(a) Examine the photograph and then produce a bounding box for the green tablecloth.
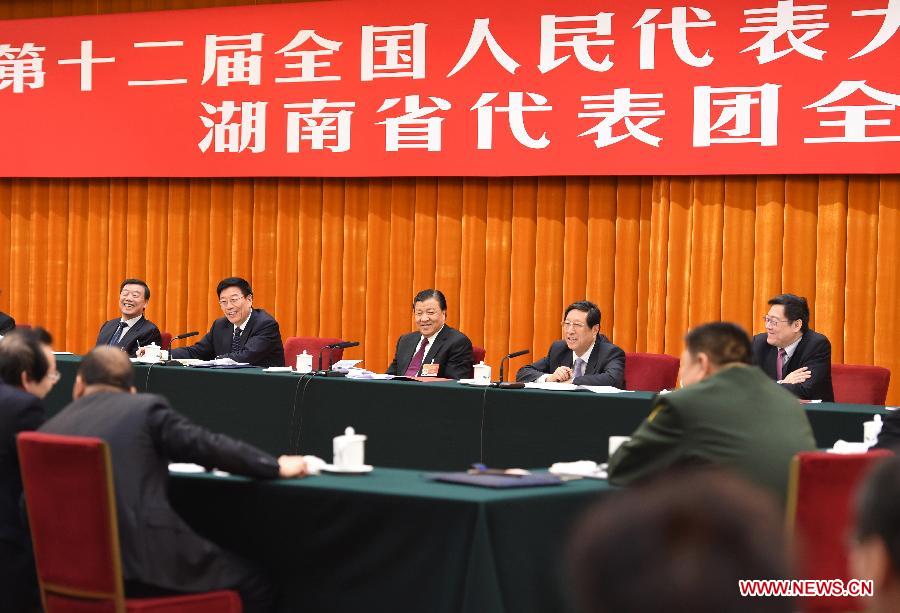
[47,355,888,470]
[168,468,611,613]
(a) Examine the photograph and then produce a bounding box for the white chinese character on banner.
[275,30,342,83]
[447,18,520,77]
[850,0,900,59]
[740,1,829,63]
[0,42,46,93]
[539,13,615,73]
[198,101,267,153]
[633,8,716,69]
[693,84,781,146]
[578,89,666,147]
[57,40,115,91]
[129,41,188,86]
[361,24,427,81]
[284,99,355,152]
[376,95,450,151]
[804,80,900,142]
[471,92,552,149]
[202,34,264,86]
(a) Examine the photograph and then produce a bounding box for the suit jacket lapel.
[784,334,808,370]
[423,329,448,365]
[585,336,604,373]
[236,312,254,350]
[117,317,143,346]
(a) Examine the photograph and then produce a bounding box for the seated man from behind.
[608,322,816,505]
[516,300,625,387]
[751,293,833,401]
[852,456,900,613]
[40,347,308,613]
[162,276,284,367]
[0,328,58,613]
[568,470,792,613]
[386,289,474,380]
[95,278,162,357]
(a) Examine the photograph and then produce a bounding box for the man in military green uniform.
[608,321,816,505]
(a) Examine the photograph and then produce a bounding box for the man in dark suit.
[40,347,308,612]
[164,277,284,367]
[609,322,816,505]
[95,278,162,357]
[751,293,834,401]
[386,289,474,380]
[516,300,625,387]
[0,328,58,613]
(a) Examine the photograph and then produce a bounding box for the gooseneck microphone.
[164,331,198,366]
[317,341,360,374]
[494,349,530,389]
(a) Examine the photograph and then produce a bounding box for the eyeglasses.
[561,321,587,330]
[219,296,245,308]
[762,316,791,327]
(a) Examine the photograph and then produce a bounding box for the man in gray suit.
[40,347,307,612]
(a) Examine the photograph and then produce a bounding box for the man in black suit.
[95,278,162,357]
[386,289,474,380]
[751,293,834,401]
[0,328,58,613]
[163,277,284,367]
[517,300,625,387]
[40,347,308,612]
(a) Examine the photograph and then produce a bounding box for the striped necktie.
[231,327,243,353]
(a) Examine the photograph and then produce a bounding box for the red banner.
[0,0,898,176]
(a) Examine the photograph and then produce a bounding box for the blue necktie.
[109,322,127,346]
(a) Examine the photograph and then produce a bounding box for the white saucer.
[322,464,373,474]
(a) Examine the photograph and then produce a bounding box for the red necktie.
[404,337,428,377]
[777,348,786,380]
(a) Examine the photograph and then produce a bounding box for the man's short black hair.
[856,456,900,574]
[684,322,752,366]
[120,278,150,300]
[413,289,447,311]
[216,277,253,298]
[564,301,601,329]
[768,293,810,332]
[78,347,135,391]
[568,470,791,613]
[0,327,53,387]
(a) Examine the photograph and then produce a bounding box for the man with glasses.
[0,327,58,613]
[95,278,162,357]
[516,300,625,387]
[165,277,285,367]
[751,293,833,401]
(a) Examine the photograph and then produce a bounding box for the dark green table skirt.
[48,356,887,471]
[168,468,611,613]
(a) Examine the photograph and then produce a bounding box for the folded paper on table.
[549,460,608,480]
[426,471,563,489]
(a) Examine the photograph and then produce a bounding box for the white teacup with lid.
[333,426,367,468]
[296,350,313,374]
[473,361,492,383]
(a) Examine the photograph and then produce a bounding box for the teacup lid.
[335,426,366,442]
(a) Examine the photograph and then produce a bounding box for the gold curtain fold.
[1,1,899,402]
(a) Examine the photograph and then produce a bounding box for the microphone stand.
[163,331,199,366]
[316,341,360,377]
[493,349,529,389]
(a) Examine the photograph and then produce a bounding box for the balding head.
[74,346,135,398]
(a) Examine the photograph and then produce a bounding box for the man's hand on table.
[278,455,309,478]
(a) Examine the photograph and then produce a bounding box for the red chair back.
[17,431,241,612]
[472,345,486,365]
[14,323,32,330]
[624,352,680,391]
[787,450,892,612]
[283,336,345,370]
[832,364,891,405]
[160,331,173,351]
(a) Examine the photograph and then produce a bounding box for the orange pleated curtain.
[0,2,899,403]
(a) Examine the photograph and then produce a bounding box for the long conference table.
[46,355,889,468]
[44,355,890,613]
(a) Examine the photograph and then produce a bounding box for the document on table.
[523,382,628,394]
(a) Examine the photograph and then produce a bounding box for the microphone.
[317,340,359,375]
[494,349,529,389]
[163,331,198,366]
